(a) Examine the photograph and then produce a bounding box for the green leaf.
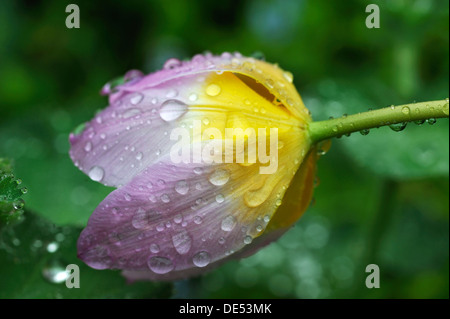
[0,158,27,226]
[0,211,173,298]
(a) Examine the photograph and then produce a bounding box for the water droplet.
[189,93,198,102]
[161,194,170,203]
[42,262,69,284]
[206,83,221,96]
[124,193,132,201]
[132,208,155,229]
[283,71,293,83]
[130,93,143,105]
[150,243,160,253]
[215,194,225,203]
[88,166,105,182]
[256,225,263,232]
[265,78,274,88]
[84,141,92,152]
[147,256,174,274]
[151,98,158,105]
[193,167,203,175]
[427,118,437,125]
[163,58,182,70]
[46,242,59,253]
[194,216,202,224]
[275,199,282,206]
[209,169,230,186]
[244,236,253,244]
[100,133,106,139]
[192,251,211,267]
[174,214,183,224]
[401,106,410,115]
[221,215,236,232]
[359,129,370,136]
[136,152,143,160]
[13,198,25,210]
[122,108,141,119]
[159,100,187,121]
[172,230,192,255]
[165,89,178,98]
[202,118,210,125]
[263,215,270,223]
[389,122,407,132]
[175,180,189,195]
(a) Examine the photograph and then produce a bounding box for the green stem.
[308,99,449,144]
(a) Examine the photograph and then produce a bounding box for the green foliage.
[0,212,173,298]
[0,158,27,226]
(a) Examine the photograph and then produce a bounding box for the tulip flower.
[69,52,449,281]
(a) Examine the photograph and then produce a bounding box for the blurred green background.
[0,0,448,298]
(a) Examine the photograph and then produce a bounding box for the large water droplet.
[175,180,189,195]
[147,256,174,274]
[206,84,221,96]
[221,215,236,232]
[244,235,253,244]
[209,169,230,186]
[88,166,104,182]
[389,122,407,132]
[159,100,188,121]
[192,251,211,267]
[172,230,192,255]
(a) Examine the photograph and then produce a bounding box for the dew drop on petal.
[175,180,189,195]
[159,100,188,121]
[122,108,141,119]
[130,93,144,105]
[172,230,192,255]
[150,244,160,254]
[88,166,104,182]
[189,93,198,102]
[215,194,225,203]
[84,141,92,152]
[244,236,253,244]
[206,84,221,96]
[192,251,211,267]
[209,169,230,186]
[147,256,174,274]
[221,215,236,232]
[132,208,154,229]
[132,152,142,161]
